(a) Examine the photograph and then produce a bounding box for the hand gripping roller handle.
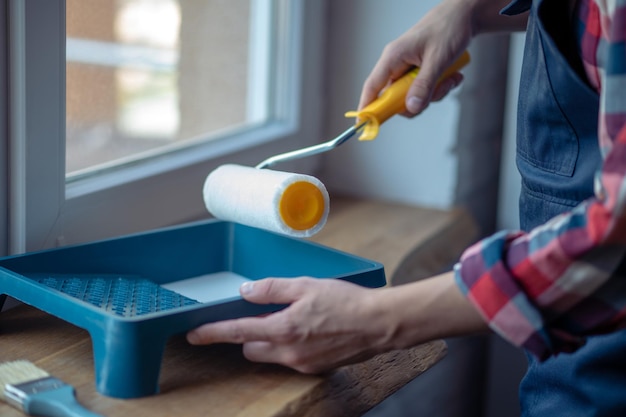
[256,51,471,169]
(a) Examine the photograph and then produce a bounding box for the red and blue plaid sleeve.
[454,0,626,360]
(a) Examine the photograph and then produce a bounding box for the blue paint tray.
[0,220,385,399]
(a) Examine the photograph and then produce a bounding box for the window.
[66,0,271,175]
[7,0,325,253]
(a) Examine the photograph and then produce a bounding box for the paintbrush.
[0,360,102,417]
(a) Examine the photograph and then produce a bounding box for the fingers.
[430,72,464,102]
[187,277,315,345]
[187,316,273,344]
[242,341,328,374]
[358,43,413,112]
[186,277,385,374]
[358,50,465,117]
[242,341,315,372]
[356,1,473,118]
[240,277,312,304]
[405,53,452,114]
[405,66,435,114]
[358,66,407,113]
[242,339,380,374]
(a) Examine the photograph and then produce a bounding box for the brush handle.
[345,50,471,140]
[25,385,103,417]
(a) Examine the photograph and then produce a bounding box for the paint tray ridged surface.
[0,220,385,399]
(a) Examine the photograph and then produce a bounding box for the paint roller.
[203,52,471,238]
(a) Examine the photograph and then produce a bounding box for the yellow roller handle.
[345,51,471,141]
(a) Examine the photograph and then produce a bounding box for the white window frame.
[0,0,8,257]
[7,0,326,253]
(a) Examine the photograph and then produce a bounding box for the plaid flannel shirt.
[454,0,626,360]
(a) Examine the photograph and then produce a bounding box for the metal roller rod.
[255,121,367,169]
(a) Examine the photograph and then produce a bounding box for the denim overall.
[503,0,626,414]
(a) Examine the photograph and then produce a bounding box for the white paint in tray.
[162,271,252,304]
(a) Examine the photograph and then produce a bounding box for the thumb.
[240,277,309,305]
[405,62,442,115]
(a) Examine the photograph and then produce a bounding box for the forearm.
[371,271,489,351]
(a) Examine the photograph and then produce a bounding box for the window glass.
[66,0,257,174]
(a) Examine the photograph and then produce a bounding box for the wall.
[319,0,461,209]
[0,0,7,258]
[497,33,524,231]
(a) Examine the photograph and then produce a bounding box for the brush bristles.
[0,360,49,400]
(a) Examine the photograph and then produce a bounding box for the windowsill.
[311,194,478,286]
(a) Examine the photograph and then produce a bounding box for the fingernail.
[407,96,424,113]
[241,281,254,295]
[187,331,200,345]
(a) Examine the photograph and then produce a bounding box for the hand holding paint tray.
[203,52,470,237]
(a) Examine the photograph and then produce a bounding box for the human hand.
[187,272,488,374]
[358,0,474,117]
[186,277,394,374]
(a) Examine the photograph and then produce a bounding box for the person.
[188,0,626,414]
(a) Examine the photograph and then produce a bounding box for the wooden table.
[0,196,475,417]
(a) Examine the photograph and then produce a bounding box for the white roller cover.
[203,164,330,238]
